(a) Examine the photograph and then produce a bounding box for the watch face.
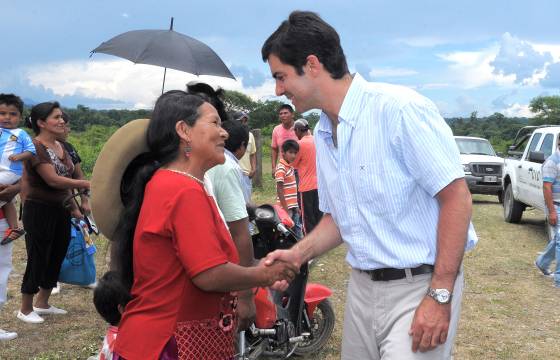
[436,290,450,303]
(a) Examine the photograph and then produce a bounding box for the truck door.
[517,133,542,204]
[530,133,555,211]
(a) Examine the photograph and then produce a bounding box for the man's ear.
[305,55,322,76]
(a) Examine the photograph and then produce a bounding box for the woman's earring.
[184,142,192,158]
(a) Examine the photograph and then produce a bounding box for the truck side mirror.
[528,151,545,164]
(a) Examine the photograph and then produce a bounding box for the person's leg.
[378,270,464,360]
[3,203,18,230]
[341,269,380,360]
[36,206,71,308]
[0,219,12,306]
[289,208,303,239]
[20,201,53,313]
[536,238,556,274]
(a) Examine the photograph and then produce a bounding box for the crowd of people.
[0,10,479,360]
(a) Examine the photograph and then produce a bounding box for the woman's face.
[187,102,228,167]
[38,108,65,136]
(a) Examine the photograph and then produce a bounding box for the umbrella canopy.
[91,29,235,79]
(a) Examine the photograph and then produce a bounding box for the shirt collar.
[224,149,239,163]
[316,72,367,139]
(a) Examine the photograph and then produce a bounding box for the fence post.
[252,129,262,188]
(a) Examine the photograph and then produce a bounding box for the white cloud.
[121,13,129,18]
[438,46,515,89]
[25,59,276,109]
[491,33,553,84]
[369,67,417,78]
[502,103,534,118]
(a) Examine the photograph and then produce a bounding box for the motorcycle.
[237,204,335,359]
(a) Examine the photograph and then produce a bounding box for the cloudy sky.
[2,0,560,117]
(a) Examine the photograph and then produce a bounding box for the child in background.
[275,139,303,238]
[93,271,132,360]
[0,94,35,245]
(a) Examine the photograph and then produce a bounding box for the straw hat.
[90,118,150,240]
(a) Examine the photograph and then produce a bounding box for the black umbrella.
[91,18,235,93]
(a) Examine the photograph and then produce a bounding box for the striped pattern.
[542,151,560,202]
[275,158,298,209]
[0,128,36,176]
[314,73,478,270]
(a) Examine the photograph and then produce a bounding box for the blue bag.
[58,219,97,286]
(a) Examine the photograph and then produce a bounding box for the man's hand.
[236,293,256,332]
[409,296,451,353]
[549,211,558,226]
[264,248,303,290]
[248,169,256,179]
[70,208,84,220]
[80,200,91,216]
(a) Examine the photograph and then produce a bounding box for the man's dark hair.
[0,93,24,114]
[93,271,132,326]
[262,11,349,79]
[278,104,294,113]
[282,139,299,153]
[222,120,249,153]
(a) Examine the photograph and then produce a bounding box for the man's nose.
[275,81,284,96]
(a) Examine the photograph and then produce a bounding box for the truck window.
[539,134,554,159]
[524,133,542,160]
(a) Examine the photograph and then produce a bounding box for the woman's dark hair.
[113,91,206,290]
[261,11,349,79]
[222,120,249,153]
[186,82,229,122]
[27,101,61,135]
[93,271,132,326]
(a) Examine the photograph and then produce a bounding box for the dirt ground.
[1,194,559,359]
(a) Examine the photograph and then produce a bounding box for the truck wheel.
[503,184,524,223]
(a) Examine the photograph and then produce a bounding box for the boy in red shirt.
[275,139,303,238]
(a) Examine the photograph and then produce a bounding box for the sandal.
[0,228,26,246]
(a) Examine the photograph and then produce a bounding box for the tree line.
[22,94,560,176]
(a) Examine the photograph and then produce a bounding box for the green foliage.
[529,96,560,125]
[68,125,118,177]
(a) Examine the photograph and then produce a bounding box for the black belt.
[554,201,560,206]
[360,264,434,281]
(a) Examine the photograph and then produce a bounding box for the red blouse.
[114,170,239,359]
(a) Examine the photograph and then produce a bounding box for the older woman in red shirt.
[110,91,296,360]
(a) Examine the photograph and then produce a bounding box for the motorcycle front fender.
[304,283,332,318]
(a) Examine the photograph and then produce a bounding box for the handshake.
[255,247,304,290]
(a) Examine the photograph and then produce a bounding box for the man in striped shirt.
[262,11,477,360]
[275,139,303,238]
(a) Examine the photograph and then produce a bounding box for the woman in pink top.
[271,104,298,174]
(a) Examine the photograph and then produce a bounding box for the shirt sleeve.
[393,100,465,197]
[170,188,230,278]
[249,133,257,155]
[275,164,286,183]
[271,127,278,149]
[542,156,558,183]
[20,131,36,154]
[211,167,248,222]
[29,141,52,168]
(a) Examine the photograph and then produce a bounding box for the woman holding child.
[17,101,90,324]
[97,90,296,359]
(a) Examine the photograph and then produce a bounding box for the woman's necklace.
[166,168,204,185]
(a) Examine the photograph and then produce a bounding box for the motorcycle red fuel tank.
[304,283,332,317]
[254,287,277,328]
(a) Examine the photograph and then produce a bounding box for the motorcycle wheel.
[293,299,335,356]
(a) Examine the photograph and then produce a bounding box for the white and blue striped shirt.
[0,127,36,176]
[315,73,477,270]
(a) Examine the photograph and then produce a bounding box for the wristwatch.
[427,287,452,304]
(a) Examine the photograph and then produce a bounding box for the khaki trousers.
[341,268,464,360]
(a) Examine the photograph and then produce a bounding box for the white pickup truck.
[502,126,560,230]
[455,136,504,202]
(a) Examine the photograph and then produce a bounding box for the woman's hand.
[70,207,84,220]
[78,180,91,190]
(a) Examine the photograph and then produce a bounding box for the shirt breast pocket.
[353,162,407,216]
